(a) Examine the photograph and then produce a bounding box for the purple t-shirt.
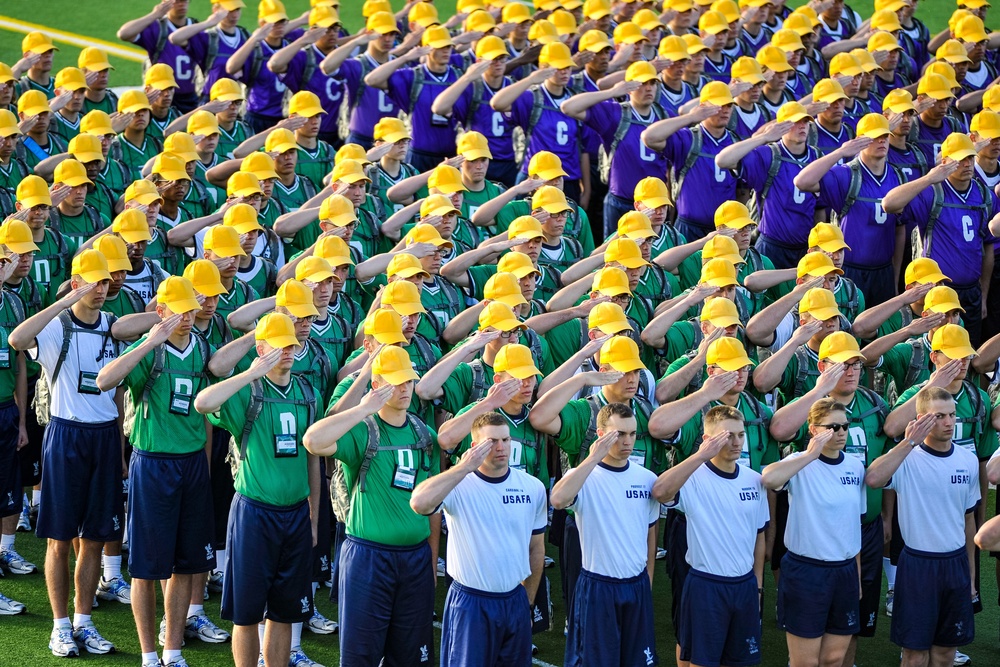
[842,97,882,134]
[657,82,696,118]
[571,71,604,160]
[510,86,581,180]
[135,17,200,97]
[338,55,401,140]
[702,54,732,84]
[813,123,852,158]
[742,142,819,246]
[452,77,516,161]
[728,103,770,140]
[662,125,741,234]
[913,118,962,167]
[818,160,904,267]
[887,143,928,182]
[187,27,248,100]
[284,45,347,134]
[585,100,668,199]
[240,39,290,117]
[387,64,460,155]
[872,71,910,105]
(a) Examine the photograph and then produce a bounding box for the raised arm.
[269,28,326,74]
[794,136,872,193]
[438,241,513,288]
[206,330,256,377]
[227,296,277,333]
[431,61,491,117]
[883,161,956,214]
[97,315,182,391]
[743,267,796,294]
[166,206,226,247]
[436,380,521,452]
[715,122,789,170]
[536,333,610,397]
[364,46,430,90]
[851,284,932,340]
[745,277,821,347]
[355,241,436,282]
[866,415,934,488]
[194,347,281,414]
[414,330,498,401]
[491,67,550,112]
[858,313,942,369]
[117,0,172,42]
[169,5,226,47]
[302,384,394,456]
[882,360,963,438]
[654,330,727,405]
[232,116,309,157]
[641,284,716,349]
[441,301,486,347]
[641,102,718,152]
[470,176,543,228]
[320,31,372,75]
[9,284,94,352]
[768,366,843,442]
[761,429,833,490]
[410,438,494,514]
[227,24,273,75]
[545,272,593,312]
[651,430,727,502]
[529,371,623,435]
[550,431,618,509]
[560,79,639,121]
[752,320,822,394]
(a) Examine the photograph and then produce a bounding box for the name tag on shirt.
[431,113,449,127]
[0,349,10,370]
[78,370,101,395]
[169,389,192,416]
[274,434,298,457]
[392,463,416,491]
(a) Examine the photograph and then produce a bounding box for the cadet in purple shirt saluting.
[167,1,249,105]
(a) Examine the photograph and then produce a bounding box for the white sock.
[142,652,159,664]
[73,613,91,628]
[163,649,181,663]
[884,558,896,588]
[102,554,121,580]
[257,622,265,646]
[187,604,204,617]
[31,490,40,507]
[54,617,71,631]
[291,622,302,651]
[216,549,227,573]
[312,581,319,596]
[0,533,14,550]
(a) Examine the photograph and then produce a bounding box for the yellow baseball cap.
[592,267,632,296]
[850,48,881,72]
[494,343,542,379]
[502,2,532,23]
[17,90,49,117]
[714,200,755,229]
[707,337,754,371]
[530,20,560,45]
[187,110,220,138]
[335,143,372,166]
[658,35,691,62]
[422,25,454,49]
[666,0,696,11]
[931,323,977,360]
[479,301,526,332]
[296,256,337,282]
[227,171,263,198]
[223,203,264,234]
[22,32,57,54]
[476,35,510,61]
[255,313,300,350]
[183,260,227,297]
[54,67,87,92]
[960,0,991,8]
[904,257,949,285]
[124,179,163,206]
[700,81,735,106]
[957,15,990,43]
[775,101,812,124]
[367,10,400,34]
[373,117,411,144]
[145,63,178,90]
[614,22,648,46]
[703,236,745,264]
[937,39,974,64]
[54,159,93,188]
[874,0,907,10]
[941,133,977,161]
[829,53,863,77]
[532,185,572,214]
[112,209,153,243]
[467,9,497,34]
[856,113,892,139]
[589,302,632,335]
[210,78,245,102]
[701,296,742,328]
[528,151,568,180]
[771,28,805,53]
[259,0,290,23]
[457,131,492,160]
[605,238,650,268]
[700,258,738,287]
[331,159,371,184]
[625,61,658,84]
[382,279,427,316]
[808,222,850,252]
[152,153,191,181]
[924,285,964,314]
[918,73,956,100]
[783,13,817,36]
[420,193,461,219]
[797,251,843,279]
[882,89,917,113]
[617,211,656,240]
[926,62,961,91]
[870,9,903,33]
[220,0,247,9]
[539,42,575,70]
[972,110,1000,140]
[315,235,354,267]
[731,57,765,84]
[0,219,39,254]
[550,9,577,36]
[364,309,406,345]
[584,0,612,19]
[405,223,455,250]
[0,64,12,85]
[241,152,279,181]
[0,110,18,139]
[497,252,541,278]
[580,30,614,53]
[387,253,430,280]
[276,279,320,319]
[600,336,645,372]
[867,31,901,53]
[163,132,200,163]
[485,272,528,308]
[372,346,420,385]
[319,194,358,226]
[756,44,792,72]
[818,330,865,363]
[94,235,132,273]
[428,165,467,194]
[157,276,201,314]
[68,134,104,164]
[16,175,52,208]
[309,5,341,28]
[710,0,740,23]
[265,128,298,154]
[81,110,115,136]
[508,215,545,241]
[799,288,840,321]
[363,0,392,17]
[698,10,729,34]
[812,78,848,104]
[204,225,247,258]
[634,176,670,208]
[71,249,112,284]
[289,90,326,117]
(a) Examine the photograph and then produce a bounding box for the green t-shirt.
[634,265,681,315]
[438,360,494,417]
[236,339,334,408]
[237,256,276,299]
[117,134,161,182]
[258,198,283,230]
[461,179,506,226]
[495,198,595,255]
[895,381,998,461]
[295,141,335,191]
[95,159,130,200]
[216,121,252,160]
[33,228,73,300]
[670,393,777,473]
[146,108,181,143]
[0,159,28,193]
[102,286,145,319]
[565,393,669,473]
[209,375,317,506]
[771,275,866,324]
[21,134,67,171]
[370,161,420,216]
[193,157,227,212]
[333,414,440,545]
[327,363,435,424]
[5,278,45,378]
[215,278,259,321]
[124,335,214,454]
[875,335,932,403]
[193,314,234,349]
[452,404,552,483]
[83,93,118,115]
[272,175,315,213]
[776,344,821,406]
[86,185,115,223]
[146,225,187,277]
[54,207,110,252]
[467,263,561,303]
[0,294,22,401]
[49,112,80,144]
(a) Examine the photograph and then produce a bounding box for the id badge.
[954,438,976,455]
[78,370,101,395]
[392,464,416,491]
[430,113,449,127]
[169,390,192,416]
[629,451,646,468]
[737,445,751,468]
[274,434,298,457]
[0,348,10,370]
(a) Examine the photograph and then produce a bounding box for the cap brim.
[339,173,372,184]
[147,80,179,91]
[83,123,115,136]
[269,142,298,154]
[327,213,359,227]
[119,230,153,243]
[705,315,742,328]
[0,126,22,138]
[480,48,510,60]
[172,150,200,163]
[535,167,568,180]
[720,216,756,229]
[608,357,646,372]
[824,350,866,364]
[79,269,112,283]
[597,286,632,296]
[261,12,290,22]
[927,301,965,314]
[913,272,949,284]
[192,282,227,297]
[801,266,844,277]
[703,95,735,106]
[381,368,421,384]
[584,42,613,53]
[938,345,978,360]
[19,195,51,208]
[507,265,541,278]
[6,240,39,253]
[262,334,300,349]
[924,90,956,100]
[58,176,93,187]
[105,258,132,272]
[20,104,51,117]
[286,303,320,318]
[295,105,328,117]
[249,168,279,180]
[513,230,545,241]
[373,330,407,344]
[736,73,766,85]
[595,320,633,335]
[628,73,659,83]
[944,55,973,64]
[637,195,670,209]
[817,94,849,104]
[502,363,542,379]
[73,150,105,163]
[214,92,245,101]
[714,355,755,371]
[886,102,916,113]
[804,306,840,321]
[461,148,493,160]
[381,131,411,143]
[704,277,738,287]
[493,319,527,333]
[162,297,202,314]
[389,301,427,315]
[323,254,354,267]
[763,61,793,72]
[615,257,650,268]
[540,202,573,214]
[158,170,191,181]
[129,192,163,206]
[231,222,265,234]
[29,44,58,54]
[545,58,576,70]
[392,267,430,279]
[232,186,264,197]
[660,50,689,62]
[944,148,977,161]
[815,240,851,252]
[209,245,247,258]
[427,38,454,48]
[493,294,528,308]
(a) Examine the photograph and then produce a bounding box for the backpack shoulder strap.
[466,78,485,128]
[357,415,382,492]
[151,17,170,63]
[409,65,426,111]
[760,142,784,202]
[672,125,703,201]
[140,344,167,417]
[50,310,75,383]
[583,395,601,447]
[469,358,487,402]
[838,158,863,220]
[238,379,265,464]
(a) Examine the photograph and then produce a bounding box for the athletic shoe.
[49,626,79,657]
[257,654,265,667]
[306,608,338,635]
[97,575,132,604]
[73,621,116,654]
[28,502,39,523]
[436,557,446,577]
[543,556,555,568]
[185,612,230,643]
[0,547,37,574]
[885,589,894,617]
[953,651,971,666]
[0,592,26,615]
[655,548,667,560]
[16,506,30,532]
[531,644,539,655]
[92,595,98,608]
[288,649,325,667]
[162,656,190,667]
[142,658,160,667]
[207,570,224,593]
[203,584,209,601]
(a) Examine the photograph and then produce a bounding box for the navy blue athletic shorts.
[891,546,975,650]
[858,516,884,637]
[679,569,761,667]
[36,417,122,542]
[777,552,860,639]
[127,448,215,580]
[221,494,313,625]
[441,582,531,667]
[338,535,435,666]
[565,570,657,667]
[664,510,690,641]
[0,401,20,518]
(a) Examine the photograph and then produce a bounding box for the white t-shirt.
[782,451,866,561]
[123,261,169,304]
[441,467,547,593]
[887,443,980,553]
[193,227,285,267]
[28,311,120,423]
[671,462,769,577]
[571,461,659,579]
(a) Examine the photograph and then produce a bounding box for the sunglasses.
[818,423,850,432]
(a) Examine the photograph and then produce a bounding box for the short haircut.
[471,411,507,439]
[808,398,847,425]
[916,386,954,414]
[704,405,743,433]
[597,402,634,431]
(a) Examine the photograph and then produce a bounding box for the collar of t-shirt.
[474,468,511,484]
[818,452,844,465]
[706,460,739,479]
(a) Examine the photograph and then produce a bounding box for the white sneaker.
[49,626,79,657]
[0,547,38,574]
[162,657,190,667]
[288,649,325,667]
[159,617,186,647]
[73,620,116,654]
[97,575,132,604]
[885,589,894,617]
[543,556,555,568]
[436,557,446,577]
[953,651,971,666]
[655,548,667,560]
[207,569,224,593]
[306,608,338,634]
[141,657,160,667]
[0,592,26,615]
[185,611,231,643]
[16,506,30,532]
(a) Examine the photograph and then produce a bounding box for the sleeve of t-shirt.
[816,165,850,211]
[387,68,416,112]
[583,99,621,147]
[282,51,307,91]
[662,128,692,169]
[646,478,660,526]
[508,90,535,130]
[756,477,770,531]
[556,400,591,458]
[187,32,209,67]
[858,462,868,517]
[566,469,586,511]
[968,457,982,512]
[338,58,360,89]
[439,363,474,416]
[330,420,367,470]
[207,383,251,436]
[122,337,155,395]
[134,21,160,52]
[450,86,473,121]
[905,187,933,233]
[741,145,771,194]
[27,315,64,370]
[531,477,547,533]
